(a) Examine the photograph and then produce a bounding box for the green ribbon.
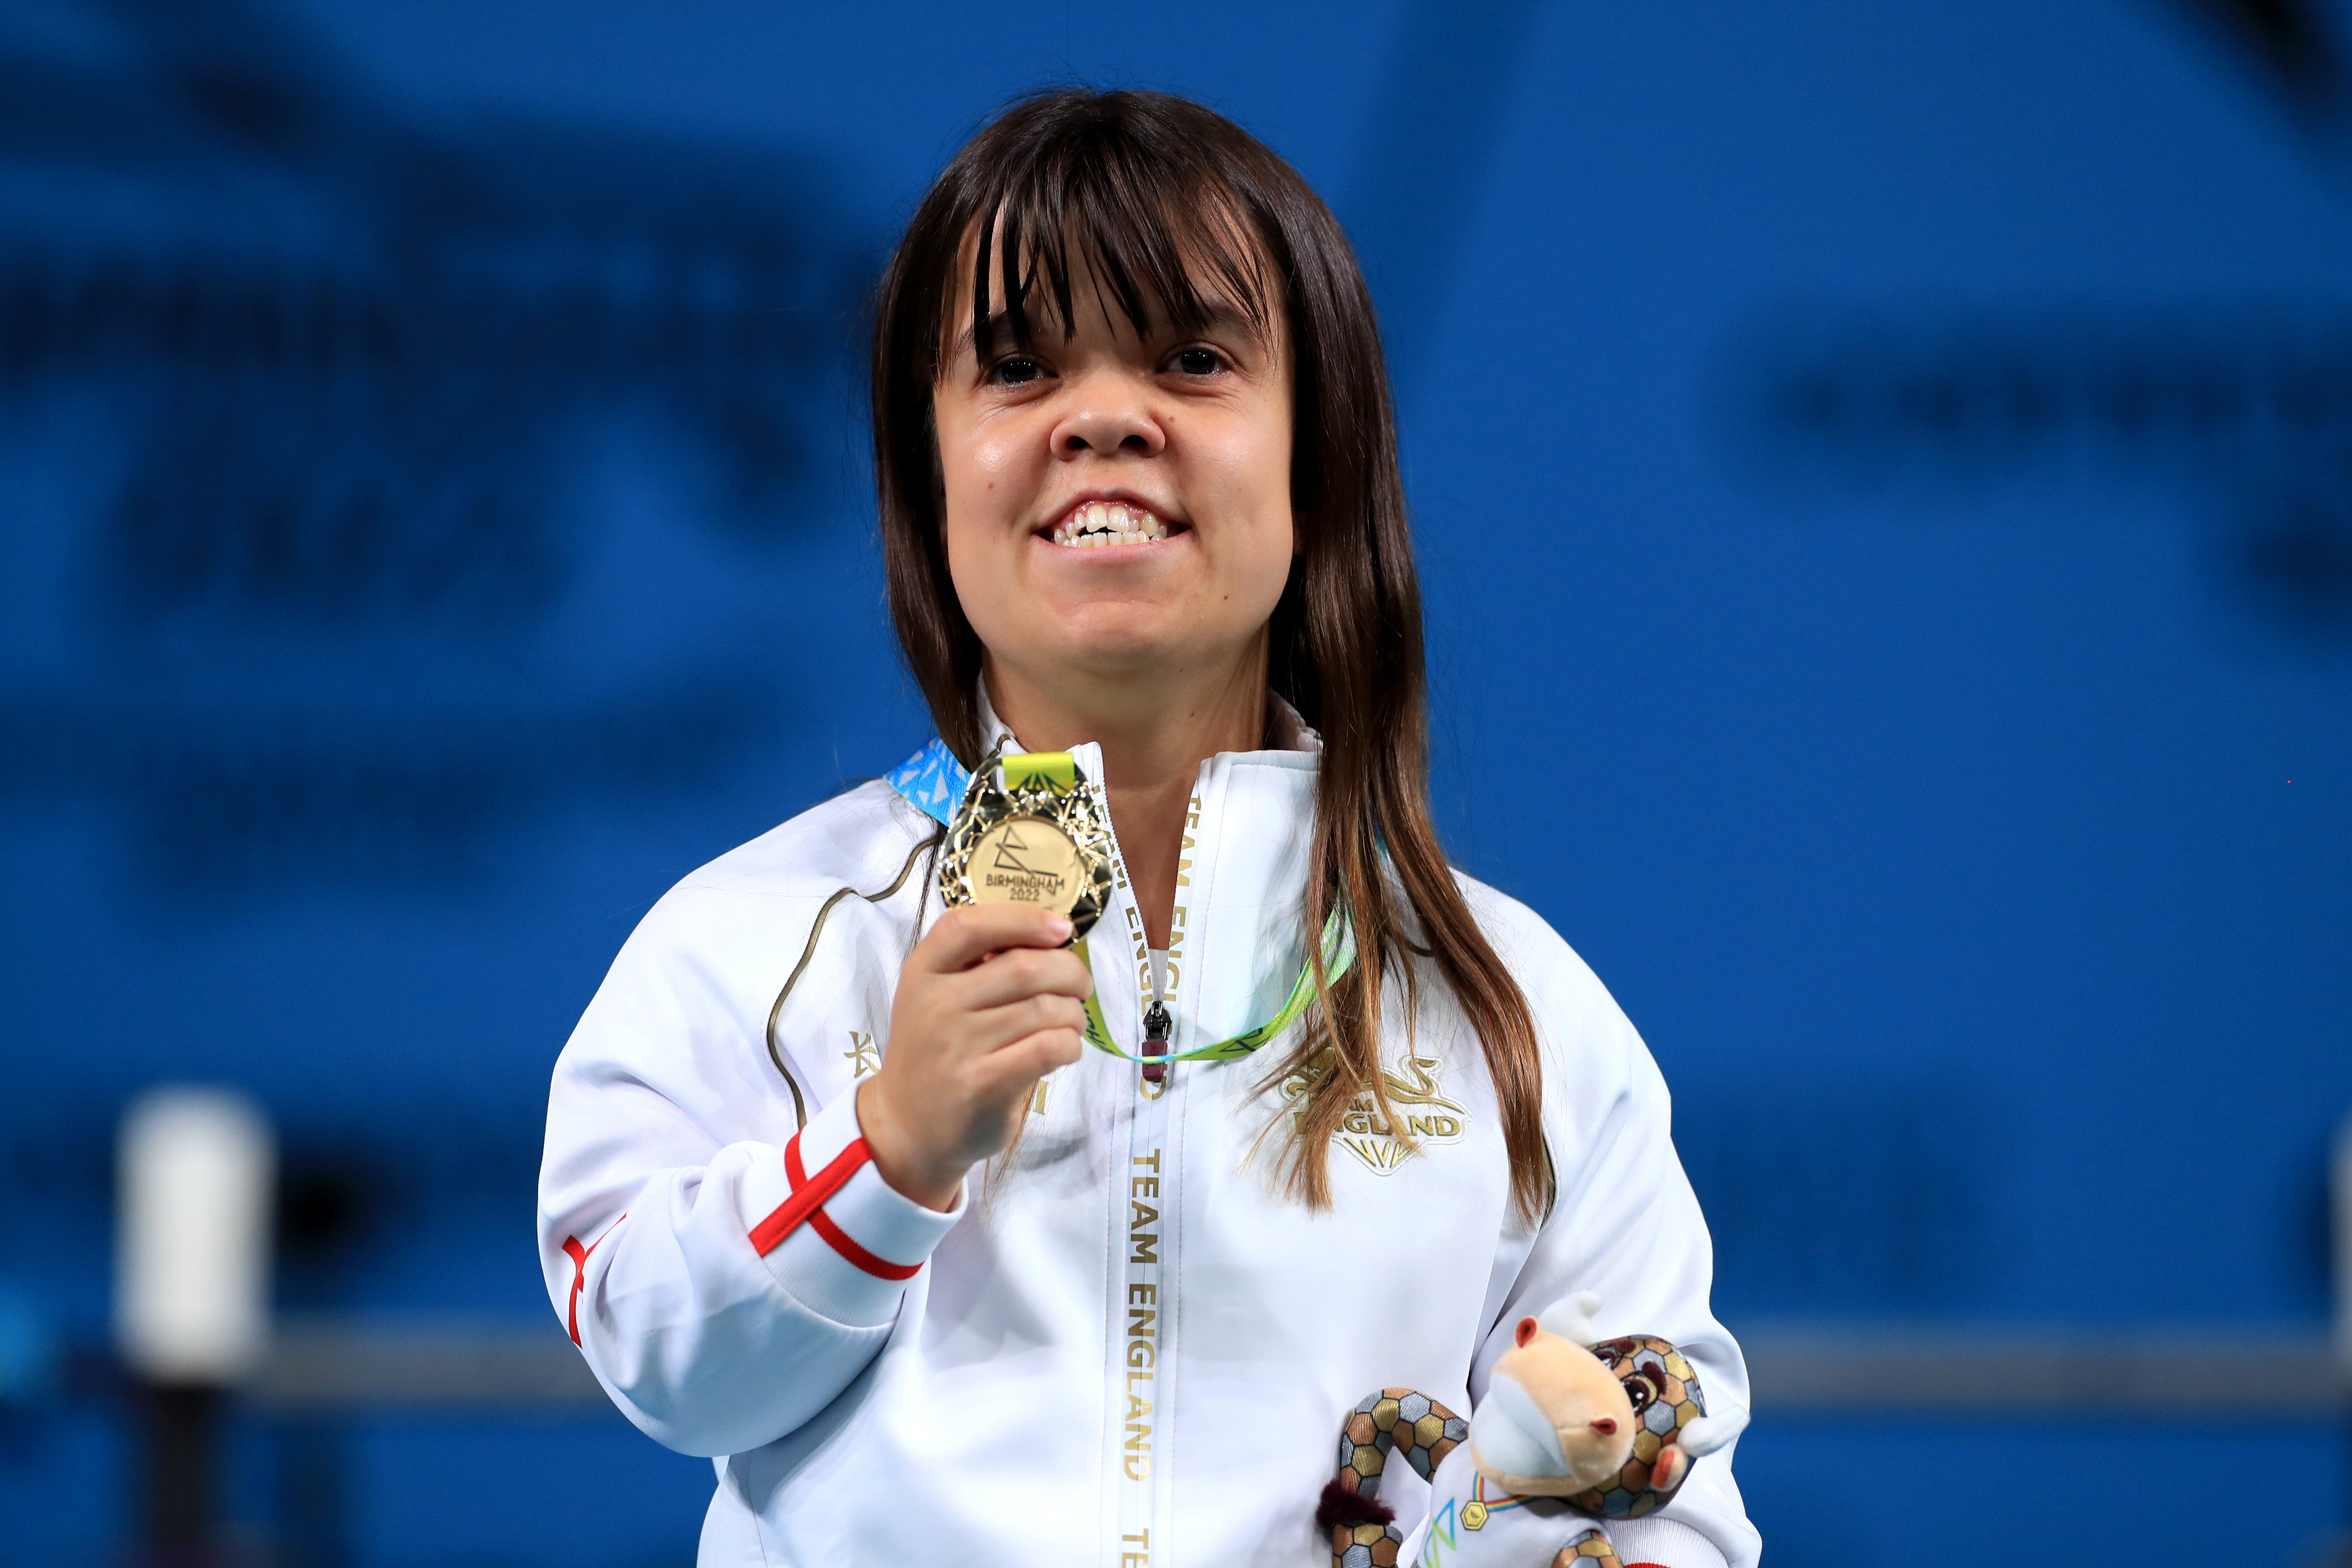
[1073,911,1355,1066]
[1000,750,1077,793]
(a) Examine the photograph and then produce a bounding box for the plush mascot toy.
[1317,1294,1743,1568]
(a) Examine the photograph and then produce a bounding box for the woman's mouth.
[1047,499,1175,548]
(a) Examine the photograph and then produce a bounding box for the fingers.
[964,993,1088,1056]
[878,904,1097,1192]
[919,904,1074,972]
[958,1026,1083,1138]
[960,945,1095,1008]
[980,1027,1086,1088]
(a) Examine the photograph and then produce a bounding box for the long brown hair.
[871,88,1548,1221]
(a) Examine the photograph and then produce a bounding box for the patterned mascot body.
[1317,1295,1742,1568]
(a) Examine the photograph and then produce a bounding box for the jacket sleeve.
[536,895,961,1459]
[1470,911,1761,1568]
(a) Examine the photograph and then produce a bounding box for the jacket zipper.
[1140,990,1171,1084]
[1151,770,1208,1088]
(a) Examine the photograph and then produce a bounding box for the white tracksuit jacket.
[537,707,1760,1568]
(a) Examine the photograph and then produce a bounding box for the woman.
[539,89,1757,1568]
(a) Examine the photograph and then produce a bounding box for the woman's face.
[932,246,1294,701]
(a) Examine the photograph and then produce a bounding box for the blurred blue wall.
[1,0,2348,1563]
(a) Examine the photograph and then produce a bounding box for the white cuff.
[1606,1514,1730,1568]
[738,1092,964,1328]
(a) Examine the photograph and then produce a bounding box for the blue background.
[2,0,2348,1562]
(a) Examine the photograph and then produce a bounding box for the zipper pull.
[1141,999,1171,1084]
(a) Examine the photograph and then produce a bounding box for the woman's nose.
[1050,378,1165,460]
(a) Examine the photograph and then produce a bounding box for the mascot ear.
[1534,1290,1604,1345]
[1674,1410,1748,1458]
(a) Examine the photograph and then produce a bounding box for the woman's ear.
[1513,1315,1539,1349]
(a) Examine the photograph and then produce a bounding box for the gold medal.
[1461,1500,1489,1531]
[939,748,1114,941]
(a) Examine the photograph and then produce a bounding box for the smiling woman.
[538,88,1758,1568]
[870,92,1558,1219]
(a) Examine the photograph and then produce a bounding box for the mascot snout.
[1467,1306,1638,1496]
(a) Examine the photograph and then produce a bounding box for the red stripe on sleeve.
[746,1132,871,1257]
[785,1136,922,1282]
[560,1215,623,1346]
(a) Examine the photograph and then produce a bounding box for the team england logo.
[1277,1050,1469,1174]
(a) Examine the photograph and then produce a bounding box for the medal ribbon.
[884,738,1356,1066]
[999,749,1078,793]
[1070,915,1352,1063]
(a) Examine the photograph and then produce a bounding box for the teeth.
[1047,500,1172,547]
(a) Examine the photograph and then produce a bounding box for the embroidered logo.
[1278,1051,1468,1174]
[843,1030,879,1078]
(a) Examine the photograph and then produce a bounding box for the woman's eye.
[987,357,1047,386]
[1171,347,1225,376]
